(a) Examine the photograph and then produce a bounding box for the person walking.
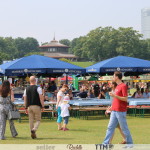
[102,71,133,146]
[105,81,126,144]
[56,84,68,130]
[24,76,44,139]
[0,80,18,140]
[60,95,71,131]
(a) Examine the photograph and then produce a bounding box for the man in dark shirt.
[79,90,88,98]
[24,76,44,139]
[93,81,100,97]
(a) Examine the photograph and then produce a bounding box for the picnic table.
[128,99,150,106]
[70,99,111,106]
[14,99,57,122]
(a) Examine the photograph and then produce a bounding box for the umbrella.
[88,76,98,81]
[86,56,150,76]
[0,55,86,77]
[61,76,73,81]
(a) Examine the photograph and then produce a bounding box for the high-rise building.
[141,8,150,39]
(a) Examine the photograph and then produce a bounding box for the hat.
[63,96,70,101]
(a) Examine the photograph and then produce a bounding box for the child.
[60,95,70,131]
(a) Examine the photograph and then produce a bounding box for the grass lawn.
[1,115,150,144]
[71,62,95,68]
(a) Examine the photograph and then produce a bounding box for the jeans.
[103,111,133,144]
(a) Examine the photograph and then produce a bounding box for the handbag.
[8,110,20,120]
[8,102,21,120]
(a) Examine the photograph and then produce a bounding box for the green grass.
[1,115,150,144]
[71,61,95,68]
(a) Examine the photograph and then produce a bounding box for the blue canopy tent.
[0,55,86,77]
[86,56,150,76]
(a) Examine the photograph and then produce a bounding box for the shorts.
[63,116,69,124]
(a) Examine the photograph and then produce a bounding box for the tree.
[142,39,150,60]
[24,52,43,56]
[25,37,39,53]
[82,26,118,61]
[70,38,78,53]
[70,26,145,61]
[15,37,40,58]
[71,36,88,60]
[15,37,27,57]
[116,27,142,57]
[0,53,10,64]
[59,39,71,54]
[59,58,71,63]
[59,39,71,46]
[4,37,18,59]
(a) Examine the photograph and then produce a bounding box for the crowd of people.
[132,88,150,98]
[0,74,149,144]
[77,81,150,99]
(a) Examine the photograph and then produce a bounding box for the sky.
[0,0,150,44]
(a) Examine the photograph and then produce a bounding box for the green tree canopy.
[70,26,148,61]
[59,39,71,46]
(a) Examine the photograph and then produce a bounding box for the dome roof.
[40,38,69,48]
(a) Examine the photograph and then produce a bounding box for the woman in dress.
[0,80,18,140]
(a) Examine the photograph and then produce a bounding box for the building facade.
[141,8,150,39]
[39,38,77,61]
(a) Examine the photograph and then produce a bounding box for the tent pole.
[66,74,68,85]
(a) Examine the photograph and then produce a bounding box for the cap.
[63,96,70,101]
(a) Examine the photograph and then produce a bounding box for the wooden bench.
[42,109,57,120]
[71,107,107,120]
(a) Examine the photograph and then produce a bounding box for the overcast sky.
[0,0,150,44]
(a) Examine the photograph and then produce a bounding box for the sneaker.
[122,145,133,149]
[63,128,67,131]
[31,130,36,139]
[58,127,63,130]
[13,133,18,138]
[65,128,69,130]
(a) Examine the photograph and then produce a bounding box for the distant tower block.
[141,8,150,39]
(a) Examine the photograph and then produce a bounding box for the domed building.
[39,37,77,61]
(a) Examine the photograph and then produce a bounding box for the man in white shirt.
[24,76,44,139]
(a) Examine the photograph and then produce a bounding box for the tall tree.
[25,37,39,53]
[59,39,71,46]
[71,36,88,59]
[71,26,145,61]
[15,37,39,57]
[116,27,142,57]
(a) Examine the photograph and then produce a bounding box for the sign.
[72,75,79,90]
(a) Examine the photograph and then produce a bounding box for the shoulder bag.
[8,101,21,120]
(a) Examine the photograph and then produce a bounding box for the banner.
[72,75,79,90]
